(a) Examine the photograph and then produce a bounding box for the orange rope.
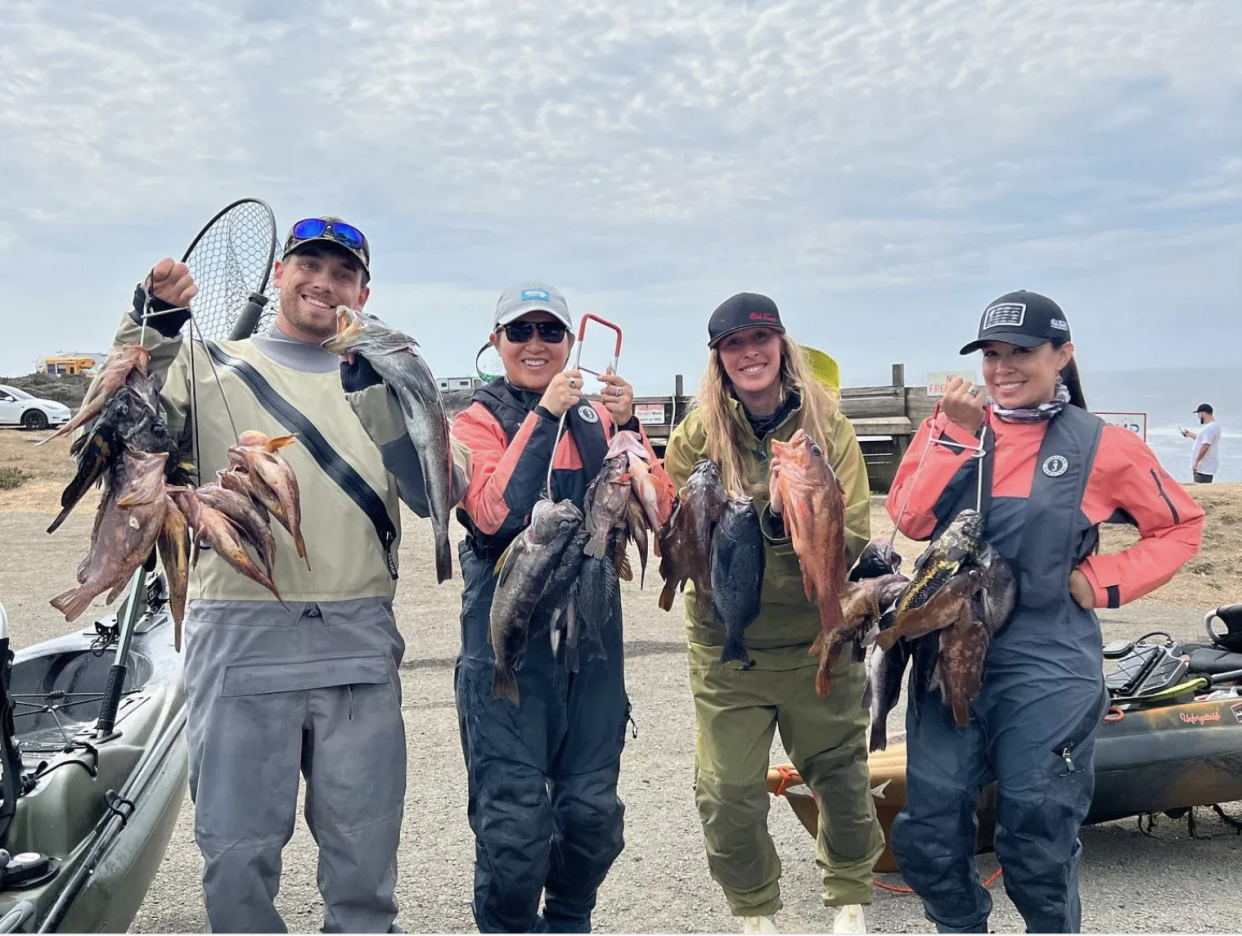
[772,764,802,798]
[875,867,1003,896]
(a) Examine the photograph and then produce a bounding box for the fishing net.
[180,198,278,341]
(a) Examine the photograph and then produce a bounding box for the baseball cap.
[493,282,572,330]
[282,216,371,277]
[707,292,786,348]
[1195,403,1214,415]
[959,290,1071,355]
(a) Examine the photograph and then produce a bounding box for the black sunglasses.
[499,321,568,344]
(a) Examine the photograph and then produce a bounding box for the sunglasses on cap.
[285,218,367,253]
[499,321,568,343]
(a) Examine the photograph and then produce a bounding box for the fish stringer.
[545,313,624,500]
[885,399,991,546]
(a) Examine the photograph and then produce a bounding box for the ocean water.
[1086,366,1240,484]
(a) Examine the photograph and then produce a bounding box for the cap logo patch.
[521,289,550,301]
[982,302,1025,330]
[1042,455,1069,477]
[577,404,599,423]
[749,312,779,323]
[1050,318,1069,331]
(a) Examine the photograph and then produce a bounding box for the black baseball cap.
[708,292,786,348]
[282,216,371,277]
[1195,403,1214,415]
[959,290,1071,355]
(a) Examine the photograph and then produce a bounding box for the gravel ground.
[1,505,1240,934]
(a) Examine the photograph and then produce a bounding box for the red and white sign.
[634,403,667,426]
[926,370,978,397]
[1094,412,1147,441]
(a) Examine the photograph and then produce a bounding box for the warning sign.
[926,370,978,397]
[634,403,667,426]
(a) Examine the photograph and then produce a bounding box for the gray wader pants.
[185,599,407,933]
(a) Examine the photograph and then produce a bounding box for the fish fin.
[584,532,609,559]
[492,665,520,706]
[952,697,971,728]
[615,548,633,582]
[265,434,299,452]
[861,673,873,711]
[658,580,677,612]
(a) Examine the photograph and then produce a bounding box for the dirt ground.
[2,426,1241,934]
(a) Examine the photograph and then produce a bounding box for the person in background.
[1180,403,1221,483]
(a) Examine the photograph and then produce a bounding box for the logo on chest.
[1042,455,1069,478]
[577,404,599,423]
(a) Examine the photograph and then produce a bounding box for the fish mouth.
[320,307,365,351]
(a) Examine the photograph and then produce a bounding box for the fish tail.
[492,665,520,706]
[952,697,970,728]
[435,529,452,584]
[720,633,751,666]
[869,722,888,753]
[50,586,95,623]
[815,661,834,698]
[46,504,76,535]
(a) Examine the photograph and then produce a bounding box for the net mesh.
[181,200,278,341]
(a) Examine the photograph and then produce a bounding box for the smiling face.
[492,310,572,392]
[979,340,1074,409]
[273,245,370,342]
[716,326,784,412]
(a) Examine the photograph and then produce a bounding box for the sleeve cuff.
[938,418,982,451]
[759,505,789,544]
[1078,557,1120,609]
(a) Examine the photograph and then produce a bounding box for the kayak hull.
[0,605,187,933]
[768,692,1242,873]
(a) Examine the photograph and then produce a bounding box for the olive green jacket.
[663,395,871,659]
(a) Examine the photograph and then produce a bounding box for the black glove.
[129,284,191,338]
[340,354,384,393]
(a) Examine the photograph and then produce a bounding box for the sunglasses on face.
[286,218,367,254]
[499,321,568,343]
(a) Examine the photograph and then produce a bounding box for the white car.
[0,384,72,430]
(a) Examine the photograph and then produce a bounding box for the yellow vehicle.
[41,356,98,377]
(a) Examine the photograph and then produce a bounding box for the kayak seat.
[1185,646,1242,678]
[1211,604,1242,630]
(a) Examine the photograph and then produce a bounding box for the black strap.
[204,342,398,580]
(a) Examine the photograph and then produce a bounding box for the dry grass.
[4,427,1237,611]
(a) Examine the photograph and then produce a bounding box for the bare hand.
[1069,568,1095,610]
[941,376,986,435]
[147,258,198,307]
[539,369,584,418]
[597,369,634,426]
[1180,428,1195,440]
[769,456,784,516]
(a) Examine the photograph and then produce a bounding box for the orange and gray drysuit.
[884,404,1204,933]
[94,292,469,934]
[450,380,673,933]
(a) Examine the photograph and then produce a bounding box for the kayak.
[768,613,1242,874]
[0,570,187,933]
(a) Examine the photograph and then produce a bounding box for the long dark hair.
[1052,339,1087,409]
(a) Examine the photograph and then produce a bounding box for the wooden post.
[891,363,904,388]
[675,374,684,397]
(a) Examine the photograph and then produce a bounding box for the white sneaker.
[833,904,867,934]
[743,916,779,934]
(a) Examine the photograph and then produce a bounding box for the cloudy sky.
[3,0,1239,395]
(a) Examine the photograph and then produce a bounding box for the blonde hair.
[693,335,840,493]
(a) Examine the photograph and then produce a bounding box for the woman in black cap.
[883,290,1205,933]
[663,292,883,935]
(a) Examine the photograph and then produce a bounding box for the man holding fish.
[450,282,675,933]
[86,216,469,933]
[662,293,883,935]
